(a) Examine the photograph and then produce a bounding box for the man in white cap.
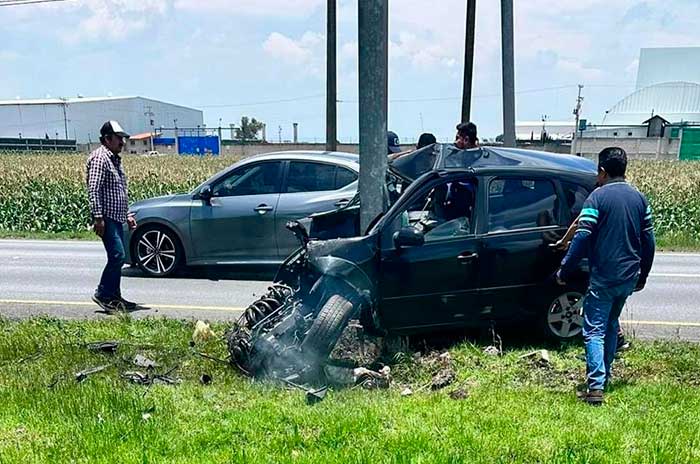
[86,120,138,312]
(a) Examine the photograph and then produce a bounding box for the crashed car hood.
[306,234,377,265]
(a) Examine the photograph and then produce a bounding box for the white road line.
[649,273,700,278]
[0,299,244,312]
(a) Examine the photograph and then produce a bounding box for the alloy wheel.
[547,291,584,338]
[136,229,177,276]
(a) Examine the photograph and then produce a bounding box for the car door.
[378,174,482,332]
[478,175,567,320]
[189,161,282,263]
[274,160,358,258]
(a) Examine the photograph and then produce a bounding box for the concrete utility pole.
[144,105,155,151]
[572,84,584,154]
[461,0,477,123]
[500,0,516,147]
[358,0,389,232]
[326,0,338,151]
[60,99,69,140]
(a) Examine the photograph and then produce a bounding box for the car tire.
[301,294,358,362]
[132,225,182,278]
[541,288,585,341]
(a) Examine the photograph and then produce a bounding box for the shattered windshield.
[389,143,441,181]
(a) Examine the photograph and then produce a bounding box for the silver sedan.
[124,151,359,277]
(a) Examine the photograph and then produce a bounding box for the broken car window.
[389,177,478,244]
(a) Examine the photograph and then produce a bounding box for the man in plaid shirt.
[86,120,138,311]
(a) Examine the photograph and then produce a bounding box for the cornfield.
[0,152,698,239]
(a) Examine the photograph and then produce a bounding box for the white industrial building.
[601,47,700,126]
[0,96,203,143]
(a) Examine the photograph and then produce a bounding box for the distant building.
[516,121,575,141]
[603,48,700,126]
[0,96,203,144]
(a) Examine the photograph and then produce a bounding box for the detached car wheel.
[133,226,181,277]
[301,294,358,362]
[543,290,584,340]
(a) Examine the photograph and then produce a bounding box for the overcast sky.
[2,0,700,142]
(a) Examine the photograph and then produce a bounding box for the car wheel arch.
[131,222,187,274]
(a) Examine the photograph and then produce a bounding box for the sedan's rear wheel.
[134,226,181,277]
[544,291,584,340]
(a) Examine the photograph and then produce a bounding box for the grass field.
[1,317,700,463]
[0,152,699,249]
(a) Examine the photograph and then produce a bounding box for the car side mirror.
[393,227,425,248]
[199,185,213,204]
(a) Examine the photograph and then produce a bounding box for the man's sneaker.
[92,294,121,312]
[116,296,138,310]
[617,335,631,352]
[582,389,604,406]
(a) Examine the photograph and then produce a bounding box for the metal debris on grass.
[86,341,120,354]
[75,365,109,383]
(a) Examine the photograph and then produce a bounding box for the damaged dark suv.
[227,145,597,380]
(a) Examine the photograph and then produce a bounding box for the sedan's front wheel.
[133,226,181,277]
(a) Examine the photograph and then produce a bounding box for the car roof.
[390,144,597,182]
[195,150,359,193]
[240,150,359,168]
[464,147,597,175]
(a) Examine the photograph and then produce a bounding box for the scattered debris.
[280,378,329,405]
[121,370,179,386]
[439,352,452,362]
[75,365,109,383]
[400,387,414,397]
[431,368,456,390]
[353,366,391,390]
[141,413,152,421]
[519,349,551,367]
[133,354,158,369]
[449,388,469,400]
[199,374,212,385]
[483,345,501,356]
[87,341,120,354]
[192,320,216,344]
[306,386,328,405]
[122,371,149,385]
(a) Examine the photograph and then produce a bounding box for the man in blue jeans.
[86,121,138,312]
[557,147,655,405]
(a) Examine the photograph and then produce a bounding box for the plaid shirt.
[86,145,129,223]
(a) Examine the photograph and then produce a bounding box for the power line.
[199,94,325,108]
[0,0,71,6]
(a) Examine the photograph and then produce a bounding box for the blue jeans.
[583,279,637,390]
[96,218,126,300]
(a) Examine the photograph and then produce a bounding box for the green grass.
[1,317,700,463]
[0,229,97,241]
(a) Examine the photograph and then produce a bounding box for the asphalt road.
[1,239,700,340]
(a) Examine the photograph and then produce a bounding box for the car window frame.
[281,159,358,194]
[335,165,359,190]
[211,160,283,198]
[484,174,564,235]
[379,172,481,251]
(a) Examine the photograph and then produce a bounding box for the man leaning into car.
[86,120,138,312]
[557,147,655,405]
